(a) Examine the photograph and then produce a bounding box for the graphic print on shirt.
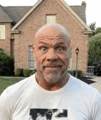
[29,109,68,120]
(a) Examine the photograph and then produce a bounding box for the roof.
[70,6,86,23]
[3,6,32,23]
[0,0,91,33]
[0,2,86,24]
[0,5,12,22]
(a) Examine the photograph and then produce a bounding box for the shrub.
[23,69,33,77]
[0,49,14,76]
[68,70,82,78]
[68,70,74,76]
[88,33,101,65]
[76,70,83,78]
[16,68,24,76]
[30,69,37,76]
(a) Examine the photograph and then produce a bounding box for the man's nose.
[46,49,58,62]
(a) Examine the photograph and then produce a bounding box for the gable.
[2,4,86,24]
[10,0,91,33]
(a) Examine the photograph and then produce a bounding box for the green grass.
[0,76,25,95]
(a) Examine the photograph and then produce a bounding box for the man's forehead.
[35,33,67,45]
[38,40,66,45]
[35,26,65,39]
[36,33,65,40]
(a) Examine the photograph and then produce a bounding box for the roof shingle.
[0,2,86,24]
[3,6,32,23]
[0,5,12,22]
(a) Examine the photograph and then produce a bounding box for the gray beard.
[42,68,68,84]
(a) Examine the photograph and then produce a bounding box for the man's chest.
[11,93,90,120]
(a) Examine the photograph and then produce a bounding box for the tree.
[88,33,101,65]
[89,22,96,36]
[95,27,101,34]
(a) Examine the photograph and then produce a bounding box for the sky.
[0,0,101,28]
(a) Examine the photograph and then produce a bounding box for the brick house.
[0,0,92,76]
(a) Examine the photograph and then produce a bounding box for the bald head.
[35,24,71,42]
[33,24,71,86]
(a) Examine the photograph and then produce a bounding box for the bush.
[23,69,33,77]
[68,70,82,78]
[0,49,14,76]
[88,33,101,66]
[68,70,74,76]
[30,69,37,76]
[16,68,24,76]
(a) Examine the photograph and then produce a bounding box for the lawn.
[0,76,25,95]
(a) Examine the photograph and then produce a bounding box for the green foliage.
[95,27,101,34]
[89,22,96,36]
[0,48,14,76]
[16,68,37,77]
[89,22,101,36]
[23,69,33,77]
[30,69,37,76]
[16,68,24,76]
[88,34,101,65]
[68,70,82,78]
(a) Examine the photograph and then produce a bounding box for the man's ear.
[32,44,36,61]
[32,44,35,55]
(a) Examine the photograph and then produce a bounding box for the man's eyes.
[39,46,48,51]
[56,47,64,52]
[38,46,66,52]
[42,47,47,51]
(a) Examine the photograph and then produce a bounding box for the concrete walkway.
[87,73,101,93]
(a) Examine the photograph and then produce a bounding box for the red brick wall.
[14,0,88,76]
[0,23,11,55]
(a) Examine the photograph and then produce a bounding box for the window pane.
[0,25,5,39]
[46,15,56,24]
[68,58,72,70]
[29,47,35,69]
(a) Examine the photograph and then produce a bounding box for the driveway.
[87,73,101,93]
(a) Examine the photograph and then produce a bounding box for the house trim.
[11,30,20,34]
[57,0,92,32]
[11,0,43,31]
[0,21,12,23]
[82,30,92,35]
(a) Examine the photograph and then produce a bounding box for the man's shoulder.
[68,74,99,96]
[1,74,36,98]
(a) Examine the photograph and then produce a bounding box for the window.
[29,46,36,69]
[0,25,5,39]
[68,58,72,70]
[46,15,56,24]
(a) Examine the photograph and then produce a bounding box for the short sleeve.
[0,88,11,120]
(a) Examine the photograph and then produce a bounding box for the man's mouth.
[43,65,62,70]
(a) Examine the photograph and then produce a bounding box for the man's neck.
[35,72,69,91]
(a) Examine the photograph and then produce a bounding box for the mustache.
[42,64,62,67]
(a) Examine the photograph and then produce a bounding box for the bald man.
[0,24,101,120]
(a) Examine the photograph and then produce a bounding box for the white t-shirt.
[0,74,101,120]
